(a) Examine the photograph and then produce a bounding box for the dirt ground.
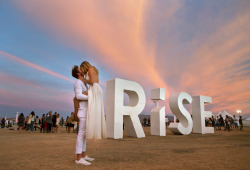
[0,126,249,170]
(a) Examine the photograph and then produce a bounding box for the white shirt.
[74,79,88,117]
[31,115,35,121]
[233,117,239,123]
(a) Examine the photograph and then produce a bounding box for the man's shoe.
[75,158,91,165]
[84,156,95,162]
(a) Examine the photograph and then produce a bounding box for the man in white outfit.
[72,65,94,166]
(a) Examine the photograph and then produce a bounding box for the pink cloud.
[0,70,74,112]
[12,1,250,116]
[177,10,250,114]
[13,1,183,100]
[0,85,74,113]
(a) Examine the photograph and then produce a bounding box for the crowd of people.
[0,110,86,135]
[206,115,243,131]
[140,114,244,132]
[15,111,65,133]
[1,118,15,129]
[0,113,245,133]
[0,111,76,134]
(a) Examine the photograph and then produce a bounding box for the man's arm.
[75,81,88,100]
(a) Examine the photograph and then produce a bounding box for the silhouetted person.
[46,112,52,133]
[143,117,147,127]
[18,113,25,133]
[239,116,243,131]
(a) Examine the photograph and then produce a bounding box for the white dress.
[85,72,107,139]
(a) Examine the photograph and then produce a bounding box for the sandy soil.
[0,126,249,170]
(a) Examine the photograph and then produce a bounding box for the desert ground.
[0,126,249,170]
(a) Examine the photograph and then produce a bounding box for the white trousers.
[75,117,87,154]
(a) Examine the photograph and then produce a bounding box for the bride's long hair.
[80,61,99,75]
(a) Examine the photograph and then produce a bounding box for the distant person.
[25,116,29,130]
[208,118,212,127]
[1,118,5,128]
[212,116,215,127]
[46,112,53,133]
[215,116,221,130]
[66,116,72,133]
[61,117,64,127]
[9,120,13,127]
[34,116,39,131]
[205,118,208,127]
[67,113,75,133]
[18,113,25,133]
[56,114,60,133]
[219,115,224,129]
[52,112,57,133]
[239,116,243,131]
[225,115,230,131]
[40,114,46,133]
[143,117,147,127]
[233,115,238,129]
[70,112,77,133]
[27,114,31,132]
[5,119,8,128]
[44,113,48,131]
[30,111,35,133]
[165,117,169,126]
[230,116,234,129]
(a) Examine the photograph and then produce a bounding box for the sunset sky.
[0,0,249,118]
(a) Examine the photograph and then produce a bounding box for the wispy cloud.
[0,50,74,83]
[177,8,250,114]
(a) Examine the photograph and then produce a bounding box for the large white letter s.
[168,92,193,135]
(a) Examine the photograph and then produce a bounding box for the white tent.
[214,111,221,117]
[216,110,234,119]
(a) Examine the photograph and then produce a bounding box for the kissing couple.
[72,61,107,165]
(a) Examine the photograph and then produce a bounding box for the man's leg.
[75,117,90,165]
[76,117,87,160]
[47,123,51,133]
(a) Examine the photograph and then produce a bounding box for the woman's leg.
[28,124,31,132]
[31,121,34,132]
[57,125,60,132]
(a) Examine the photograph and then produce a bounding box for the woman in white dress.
[80,61,107,139]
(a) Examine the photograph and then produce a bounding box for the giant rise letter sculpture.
[168,92,193,135]
[105,78,214,139]
[106,78,146,139]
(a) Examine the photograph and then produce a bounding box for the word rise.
[106,78,214,139]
